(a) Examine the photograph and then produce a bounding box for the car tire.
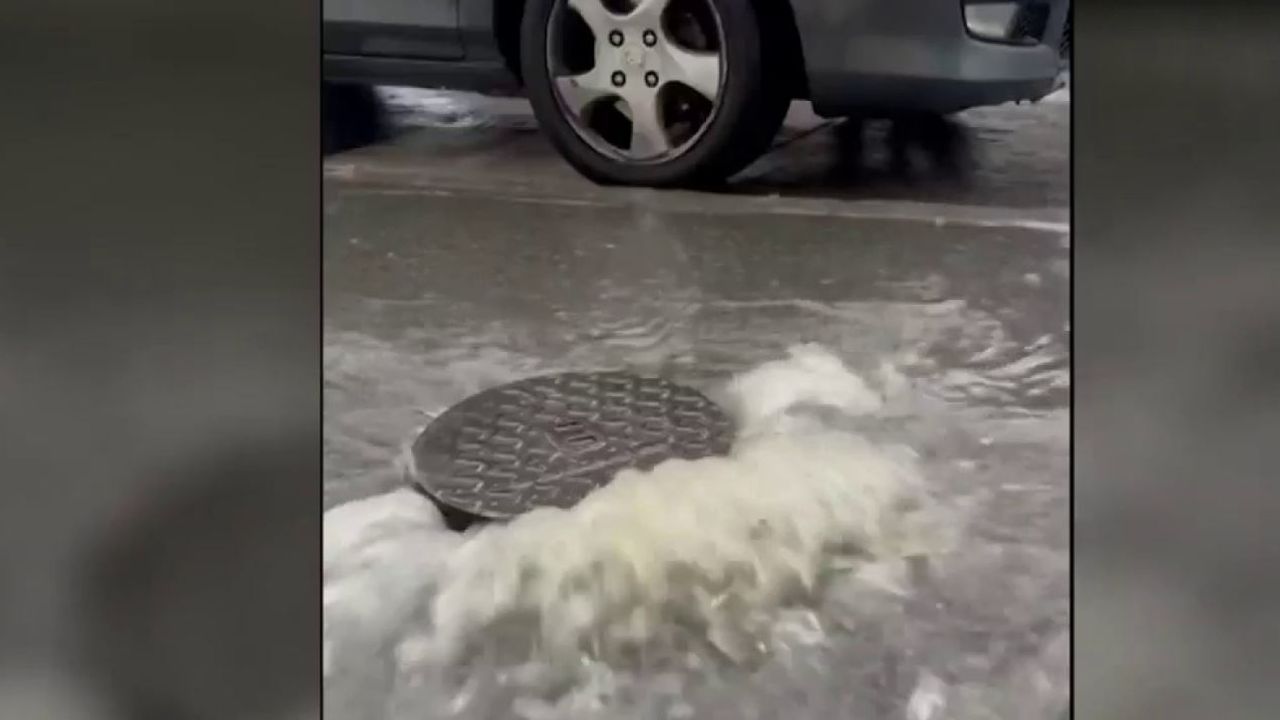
[520,0,788,187]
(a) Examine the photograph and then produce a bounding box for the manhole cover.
[411,372,734,527]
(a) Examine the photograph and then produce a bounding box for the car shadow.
[729,113,987,205]
[729,98,1071,210]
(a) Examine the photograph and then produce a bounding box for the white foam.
[323,487,457,679]
[324,344,943,715]
[428,428,931,667]
[725,343,885,437]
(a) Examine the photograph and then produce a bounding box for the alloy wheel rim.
[546,0,727,163]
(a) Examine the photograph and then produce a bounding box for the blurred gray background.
[1074,5,1280,719]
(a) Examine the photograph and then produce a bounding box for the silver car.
[324,0,1069,186]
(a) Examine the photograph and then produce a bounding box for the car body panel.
[322,0,1068,114]
[790,0,1066,114]
[323,0,463,59]
[323,54,520,94]
[458,0,503,62]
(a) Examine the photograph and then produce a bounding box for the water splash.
[324,345,952,719]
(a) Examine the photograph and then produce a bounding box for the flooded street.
[324,93,1068,719]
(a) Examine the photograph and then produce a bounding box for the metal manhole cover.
[411,372,734,526]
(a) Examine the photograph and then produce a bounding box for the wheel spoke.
[566,0,613,34]
[624,94,671,156]
[555,68,615,117]
[661,44,721,101]
[549,0,724,164]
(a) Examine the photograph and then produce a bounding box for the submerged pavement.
[323,91,1069,719]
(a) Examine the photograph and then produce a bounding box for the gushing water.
[324,346,960,720]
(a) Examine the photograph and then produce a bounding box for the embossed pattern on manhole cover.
[411,372,734,523]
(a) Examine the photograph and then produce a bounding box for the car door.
[323,0,463,60]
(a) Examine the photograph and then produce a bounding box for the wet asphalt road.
[324,93,1068,504]
[323,92,1069,717]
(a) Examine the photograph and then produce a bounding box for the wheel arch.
[494,0,527,82]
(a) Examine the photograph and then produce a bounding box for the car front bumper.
[792,0,1068,116]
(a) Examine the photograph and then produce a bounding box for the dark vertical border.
[1067,4,1075,719]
